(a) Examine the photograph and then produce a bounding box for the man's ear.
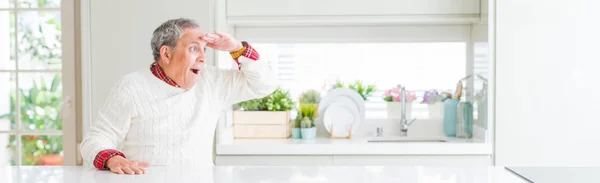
[159,45,172,64]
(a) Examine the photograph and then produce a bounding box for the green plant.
[349,81,375,101]
[18,10,62,67]
[264,89,295,111]
[299,89,321,104]
[2,0,63,166]
[0,74,63,165]
[297,103,318,128]
[334,80,376,101]
[236,88,295,112]
[299,103,318,120]
[294,112,303,128]
[334,80,345,88]
[301,117,313,128]
[237,97,264,111]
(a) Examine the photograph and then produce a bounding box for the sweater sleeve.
[208,45,278,107]
[79,77,136,168]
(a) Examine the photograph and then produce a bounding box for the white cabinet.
[216,156,333,166]
[495,0,600,166]
[215,155,491,166]
[225,0,483,25]
[226,0,480,17]
[332,155,492,166]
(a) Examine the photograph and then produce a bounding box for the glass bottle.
[456,83,474,138]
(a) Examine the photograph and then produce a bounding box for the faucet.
[398,84,417,137]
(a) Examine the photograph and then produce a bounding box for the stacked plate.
[317,88,365,137]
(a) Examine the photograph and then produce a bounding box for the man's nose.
[197,53,206,62]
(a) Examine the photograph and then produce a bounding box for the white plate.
[322,98,360,135]
[318,88,365,122]
[318,88,365,134]
[323,102,359,137]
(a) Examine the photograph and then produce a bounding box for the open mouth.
[190,69,199,75]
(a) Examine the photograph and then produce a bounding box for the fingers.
[130,166,144,174]
[110,166,125,174]
[138,162,151,168]
[202,33,221,42]
[109,163,148,175]
[130,160,139,167]
[212,31,228,37]
[128,160,146,174]
[122,166,135,175]
[203,32,231,45]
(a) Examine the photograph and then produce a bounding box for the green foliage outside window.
[1,0,63,165]
[1,74,63,165]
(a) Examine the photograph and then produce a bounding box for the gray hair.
[151,18,200,61]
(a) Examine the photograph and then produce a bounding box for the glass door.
[0,0,74,166]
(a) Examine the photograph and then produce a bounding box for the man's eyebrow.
[189,41,201,45]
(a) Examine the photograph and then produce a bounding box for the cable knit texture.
[80,56,276,168]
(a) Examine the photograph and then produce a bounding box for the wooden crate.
[232,111,292,138]
[233,123,291,138]
[232,111,290,125]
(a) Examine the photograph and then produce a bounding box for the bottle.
[456,84,474,138]
[443,98,459,137]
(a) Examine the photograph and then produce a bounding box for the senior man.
[80,18,277,174]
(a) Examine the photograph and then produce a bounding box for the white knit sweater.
[80,57,276,167]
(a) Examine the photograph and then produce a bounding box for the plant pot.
[291,128,302,139]
[386,102,412,119]
[40,154,63,166]
[427,102,444,119]
[300,127,317,140]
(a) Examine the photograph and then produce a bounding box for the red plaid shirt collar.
[150,62,180,88]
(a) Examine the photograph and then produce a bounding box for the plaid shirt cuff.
[93,149,126,170]
[230,41,260,70]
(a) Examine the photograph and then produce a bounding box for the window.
[227,24,490,120]
[252,42,475,119]
[0,0,67,166]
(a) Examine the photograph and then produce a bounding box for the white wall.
[495,0,600,166]
[85,0,214,131]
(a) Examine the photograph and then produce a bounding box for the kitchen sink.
[366,136,449,143]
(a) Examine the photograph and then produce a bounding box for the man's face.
[160,27,207,89]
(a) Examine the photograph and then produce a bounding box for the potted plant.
[383,86,416,119]
[293,112,303,138]
[421,89,451,119]
[292,90,322,139]
[333,80,376,101]
[233,88,296,138]
[299,89,321,104]
[299,103,318,140]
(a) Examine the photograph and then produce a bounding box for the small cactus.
[301,116,313,128]
[294,112,303,128]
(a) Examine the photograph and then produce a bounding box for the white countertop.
[506,167,600,183]
[216,136,492,155]
[1,166,527,183]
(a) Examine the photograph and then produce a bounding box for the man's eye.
[203,48,207,52]
[191,47,198,52]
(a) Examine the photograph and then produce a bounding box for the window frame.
[0,0,77,166]
[224,24,483,119]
